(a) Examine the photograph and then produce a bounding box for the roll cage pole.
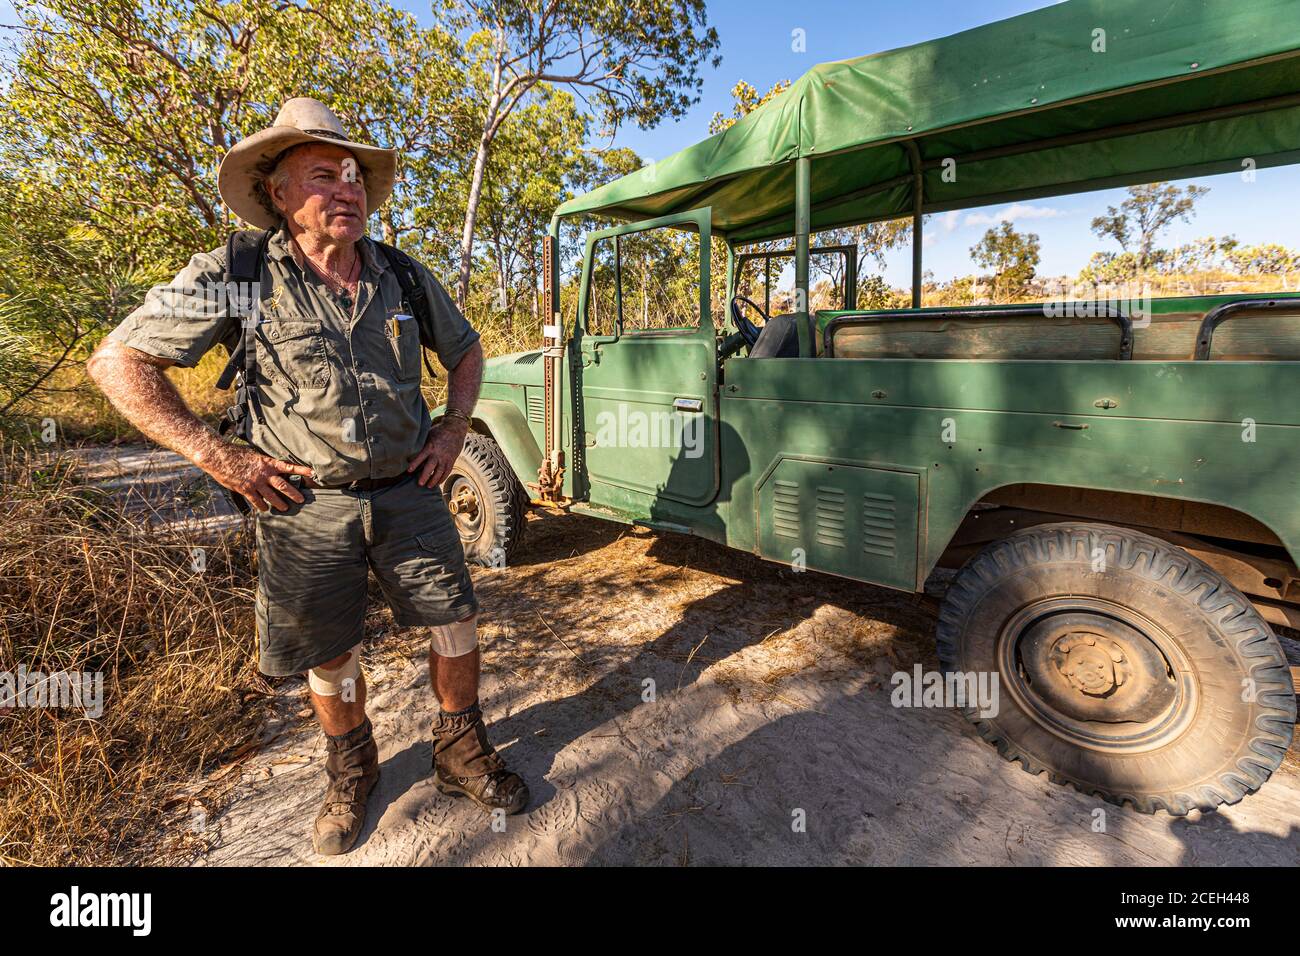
[788,143,922,355]
[795,156,812,355]
[905,140,924,309]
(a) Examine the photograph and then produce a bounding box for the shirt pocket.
[260,318,331,391]
[385,315,422,381]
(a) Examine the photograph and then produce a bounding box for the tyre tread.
[456,430,528,565]
[936,522,1296,815]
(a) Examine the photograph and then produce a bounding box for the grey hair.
[251,147,297,221]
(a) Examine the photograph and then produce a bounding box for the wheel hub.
[1015,611,1179,728]
[1051,632,1129,696]
[447,485,479,518]
[444,475,484,542]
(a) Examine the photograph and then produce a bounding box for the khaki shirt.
[108,222,479,485]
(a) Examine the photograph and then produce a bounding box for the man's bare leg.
[427,647,480,712]
[310,649,369,735]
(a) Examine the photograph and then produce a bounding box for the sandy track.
[189,505,1300,867]
[70,444,1298,864]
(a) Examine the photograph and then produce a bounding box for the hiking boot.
[313,716,380,856]
[431,703,529,815]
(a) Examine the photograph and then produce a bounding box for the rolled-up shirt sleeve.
[414,264,480,372]
[107,247,238,367]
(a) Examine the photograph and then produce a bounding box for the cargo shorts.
[253,471,478,677]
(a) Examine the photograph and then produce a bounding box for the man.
[87,97,528,856]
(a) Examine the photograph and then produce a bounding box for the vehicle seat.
[749,313,800,358]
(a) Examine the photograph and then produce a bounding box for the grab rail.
[1194,298,1299,360]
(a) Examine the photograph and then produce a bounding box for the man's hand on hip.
[200,444,314,512]
[408,418,468,488]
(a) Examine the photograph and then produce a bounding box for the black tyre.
[441,430,528,566]
[937,522,1296,814]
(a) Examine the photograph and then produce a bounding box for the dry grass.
[0,445,270,865]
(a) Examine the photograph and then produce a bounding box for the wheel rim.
[996,597,1199,755]
[444,473,484,544]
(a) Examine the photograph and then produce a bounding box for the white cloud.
[963,203,1064,227]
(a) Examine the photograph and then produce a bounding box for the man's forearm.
[444,341,484,418]
[87,341,228,469]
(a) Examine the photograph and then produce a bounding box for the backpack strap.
[215,229,271,432]
[372,239,438,379]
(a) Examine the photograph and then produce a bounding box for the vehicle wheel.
[441,430,528,567]
[936,522,1296,814]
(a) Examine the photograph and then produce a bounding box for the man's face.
[268,143,367,244]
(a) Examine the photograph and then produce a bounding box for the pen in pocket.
[389,312,413,337]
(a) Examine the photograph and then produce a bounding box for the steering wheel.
[730,295,769,349]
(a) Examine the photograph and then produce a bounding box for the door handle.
[1052,421,1089,430]
[673,398,703,413]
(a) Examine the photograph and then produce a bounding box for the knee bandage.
[429,615,478,658]
[308,644,363,697]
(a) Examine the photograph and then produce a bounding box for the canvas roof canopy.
[554,0,1300,244]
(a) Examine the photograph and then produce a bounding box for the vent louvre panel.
[526,393,545,424]
[815,485,847,548]
[863,492,898,557]
[772,479,801,539]
[757,460,918,592]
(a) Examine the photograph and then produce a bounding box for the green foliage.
[709,79,790,134]
[585,222,713,336]
[1,0,467,268]
[857,274,908,310]
[0,172,151,417]
[1090,182,1209,275]
[970,222,1040,301]
[930,275,979,307]
[1078,250,1140,287]
[814,220,912,304]
[473,84,590,326]
[1227,243,1299,276]
[1166,236,1238,275]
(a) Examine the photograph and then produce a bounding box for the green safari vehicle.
[439,0,1300,813]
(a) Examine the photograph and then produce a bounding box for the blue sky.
[5,0,1298,286]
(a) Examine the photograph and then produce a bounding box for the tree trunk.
[457,31,507,310]
[494,231,511,331]
[458,128,495,309]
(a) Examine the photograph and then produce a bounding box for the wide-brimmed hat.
[217,97,397,229]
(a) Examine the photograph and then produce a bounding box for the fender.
[434,397,541,491]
